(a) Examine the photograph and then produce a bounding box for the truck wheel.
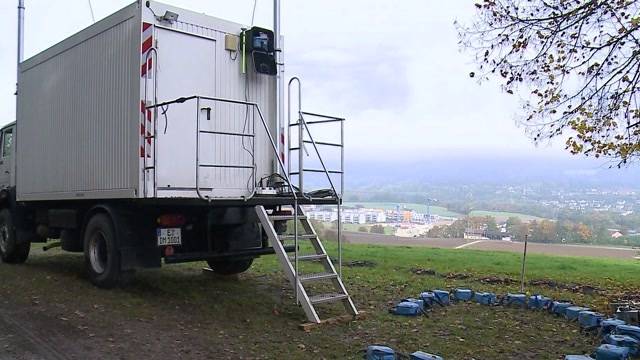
[0,209,30,264]
[206,258,253,275]
[84,214,122,288]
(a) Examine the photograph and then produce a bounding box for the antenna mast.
[16,0,25,98]
[274,0,284,174]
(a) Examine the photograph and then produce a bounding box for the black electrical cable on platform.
[160,104,169,134]
[242,59,255,193]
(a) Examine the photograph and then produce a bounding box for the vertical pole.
[195,97,201,199]
[297,84,303,193]
[287,82,292,183]
[273,0,285,174]
[16,0,25,98]
[520,233,528,293]
[337,201,342,278]
[338,118,344,277]
[294,199,299,304]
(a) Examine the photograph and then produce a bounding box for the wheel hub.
[89,231,108,274]
[0,224,9,254]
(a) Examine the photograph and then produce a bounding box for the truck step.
[269,215,307,221]
[290,254,327,261]
[309,293,348,305]
[279,234,316,241]
[299,272,337,282]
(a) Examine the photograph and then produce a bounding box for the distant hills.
[345,153,640,187]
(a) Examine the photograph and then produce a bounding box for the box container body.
[16,1,276,202]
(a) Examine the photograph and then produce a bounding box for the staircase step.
[279,234,316,241]
[269,215,307,221]
[309,293,349,305]
[290,254,327,261]
[299,272,337,282]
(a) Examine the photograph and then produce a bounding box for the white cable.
[250,0,257,26]
[87,0,95,23]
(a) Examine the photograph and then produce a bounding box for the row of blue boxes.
[366,346,442,360]
[387,288,640,359]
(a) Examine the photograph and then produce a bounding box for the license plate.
[157,228,182,246]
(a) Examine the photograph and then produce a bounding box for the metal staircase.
[253,77,356,324]
[256,204,358,323]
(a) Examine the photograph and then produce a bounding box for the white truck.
[1,1,356,323]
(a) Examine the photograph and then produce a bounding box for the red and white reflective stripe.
[140,100,152,158]
[141,22,153,78]
[140,22,154,158]
[279,129,285,163]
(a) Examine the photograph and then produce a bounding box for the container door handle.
[201,107,212,121]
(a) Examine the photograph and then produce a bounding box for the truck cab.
[0,122,29,264]
[0,123,15,189]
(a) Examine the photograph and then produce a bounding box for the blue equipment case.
[504,293,527,307]
[601,319,627,336]
[453,289,474,302]
[594,344,631,360]
[410,351,444,360]
[420,292,437,307]
[392,301,422,316]
[433,290,450,306]
[528,295,552,310]
[566,306,591,321]
[474,292,497,305]
[578,311,604,329]
[603,334,640,357]
[615,324,640,341]
[552,301,573,316]
[366,345,395,360]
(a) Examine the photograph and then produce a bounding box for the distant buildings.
[305,205,442,225]
[611,231,624,239]
[305,207,386,225]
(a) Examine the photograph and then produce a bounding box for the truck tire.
[0,209,30,264]
[84,213,123,288]
[206,258,253,275]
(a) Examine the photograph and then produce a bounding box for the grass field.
[1,243,638,358]
[339,222,395,235]
[344,202,545,222]
[468,210,545,222]
[344,202,461,218]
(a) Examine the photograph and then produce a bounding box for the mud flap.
[107,207,160,271]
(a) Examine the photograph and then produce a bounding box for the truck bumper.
[162,245,295,264]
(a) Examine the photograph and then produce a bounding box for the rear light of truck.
[157,214,187,227]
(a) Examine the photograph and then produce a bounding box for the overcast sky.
[0,0,570,160]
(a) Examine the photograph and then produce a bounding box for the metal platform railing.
[287,78,345,200]
[287,77,345,277]
[145,95,296,202]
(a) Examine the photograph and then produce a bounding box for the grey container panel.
[17,4,140,201]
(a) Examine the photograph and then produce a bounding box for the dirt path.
[467,240,638,259]
[0,307,63,360]
[343,232,639,259]
[0,298,98,360]
[344,232,471,248]
[0,253,253,360]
